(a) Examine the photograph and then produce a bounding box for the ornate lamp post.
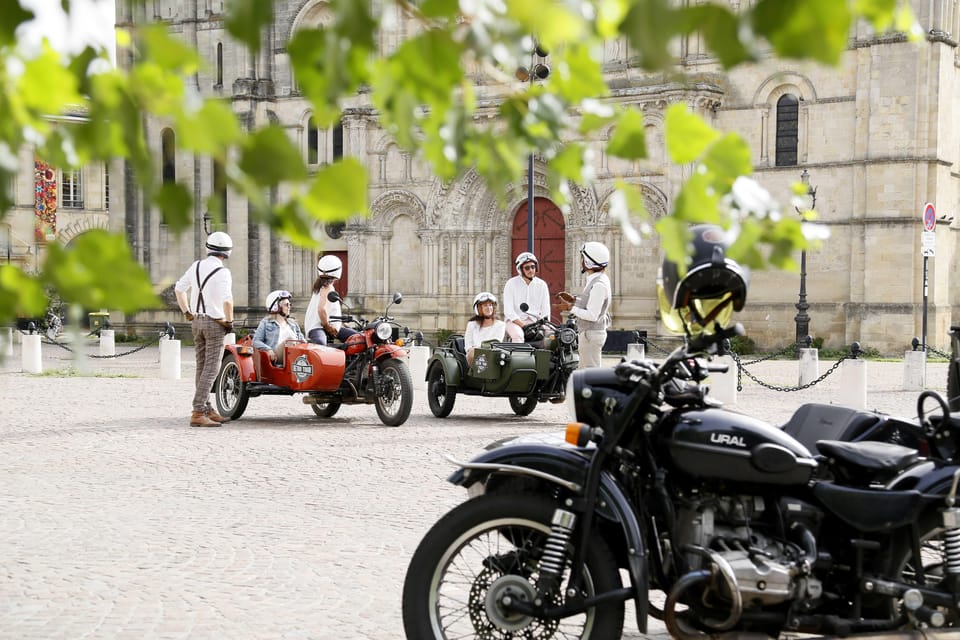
[795,169,816,353]
[516,42,550,253]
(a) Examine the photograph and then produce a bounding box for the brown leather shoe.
[190,411,221,427]
[205,408,229,423]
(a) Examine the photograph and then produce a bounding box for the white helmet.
[317,254,342,279]
[265,289,292,314]
[206,231,233,257]
[580,241,610,270]
[514,251,539,274]
[473,291,498,312]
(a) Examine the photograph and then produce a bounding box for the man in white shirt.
[556,242,612,369]
[503,251,551,343]
[175,231,235,427]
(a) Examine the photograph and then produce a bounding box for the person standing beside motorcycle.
[555,241,612,369]
[465,292,506,366]
[305,255,358,345]
[253,290,305,366]
[175,231,235,427]
[502,251,551,343]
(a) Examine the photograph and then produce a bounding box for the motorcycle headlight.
[375,322,393,342]
[559,327,577,346]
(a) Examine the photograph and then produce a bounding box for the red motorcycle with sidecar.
[213,292,413,426]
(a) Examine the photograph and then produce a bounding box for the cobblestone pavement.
[0,335,953,639]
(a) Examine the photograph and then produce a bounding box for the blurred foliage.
[0,0,919,326]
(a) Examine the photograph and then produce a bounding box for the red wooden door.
[512,198,565,323]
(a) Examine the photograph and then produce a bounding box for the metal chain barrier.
[921,344,950,360]
[19,323,176,359]
[642,337,681,356]
[732,351,852,392]
[738,342,797,366]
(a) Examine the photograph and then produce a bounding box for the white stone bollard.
[21,333,42,373]
[798,348,819,386]
[902,350,926,391]
[838,358,867,410]
[99,329,116,357]
[626,343,645,361]
[408,345,431,391]
[708,354,737,405]
[160,337,181,380]
[1,327,12,358]
[223,332,236,346]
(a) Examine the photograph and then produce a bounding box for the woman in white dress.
[464,291,506,366]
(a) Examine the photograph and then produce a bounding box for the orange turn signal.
[565,422,590,447]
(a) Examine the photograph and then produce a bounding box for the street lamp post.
[517,42,549,253]
[795,169,816,354]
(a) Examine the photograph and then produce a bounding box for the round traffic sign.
[924,202,936,231]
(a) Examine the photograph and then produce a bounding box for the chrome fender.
[447,443,649,633]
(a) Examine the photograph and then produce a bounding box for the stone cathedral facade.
[98,1,960,352]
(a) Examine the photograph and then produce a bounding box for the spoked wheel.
[875,509,960,628]
[509,392,538,416]
[427,361,456,418]
[375,358,413,426]
[402,493,624,639]
[215,353,249,420]
[311,401,341,418]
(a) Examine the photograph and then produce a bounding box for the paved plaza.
[0,334,953,639]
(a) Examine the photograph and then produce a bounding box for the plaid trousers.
[192,316,227,412]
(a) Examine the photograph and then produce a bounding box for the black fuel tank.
[667,408,817,486]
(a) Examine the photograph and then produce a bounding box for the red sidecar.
[214,334,345,420]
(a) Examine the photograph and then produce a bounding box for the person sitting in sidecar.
[464,291,506,367]
[253,289,305,369]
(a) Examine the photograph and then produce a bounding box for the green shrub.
[435,328,457,346]
[727,335,756,355]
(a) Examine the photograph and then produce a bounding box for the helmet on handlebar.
[514,252,539,274]
[658,224,749,337]
[265,289,292,314]
[317,254,343,279]
[473,291,498,313]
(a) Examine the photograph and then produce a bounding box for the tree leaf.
[0,2,33,48]
[607,108,647,160]
[42,231,161,312]
[239,126,309,188]
[224,0,274,53]
[753,0,851,65]
[0,265,47,321]
[301,158,369,222]
[665,104,720,164]
[153,182,194,232]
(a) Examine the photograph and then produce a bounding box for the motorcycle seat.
[781,403,881,452]
[815,439,918,473]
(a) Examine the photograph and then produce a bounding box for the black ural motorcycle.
[402,225,960,639]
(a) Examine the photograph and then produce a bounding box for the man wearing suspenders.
[175,232,235,427]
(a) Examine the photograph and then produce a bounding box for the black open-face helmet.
[658,224,749,336]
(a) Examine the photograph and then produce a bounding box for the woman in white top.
[464,291,506,366]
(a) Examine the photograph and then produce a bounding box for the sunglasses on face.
[522,265,537,271]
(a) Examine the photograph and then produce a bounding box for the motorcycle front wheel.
[402,493,624,639]
[375,358,413,426]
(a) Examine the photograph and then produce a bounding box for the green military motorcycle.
[425,311,579,417]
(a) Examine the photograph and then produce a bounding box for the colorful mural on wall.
[34,160,57,241]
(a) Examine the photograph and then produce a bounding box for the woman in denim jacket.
[253,289,305,366]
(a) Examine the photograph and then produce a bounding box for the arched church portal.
[512,197,565,322]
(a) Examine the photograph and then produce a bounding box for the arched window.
[211,159,227,219]
[216,42,223,87]
[332,121,343,160]
[307,117,319,165]
[775,94,799,167]
[161,128,176,184]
